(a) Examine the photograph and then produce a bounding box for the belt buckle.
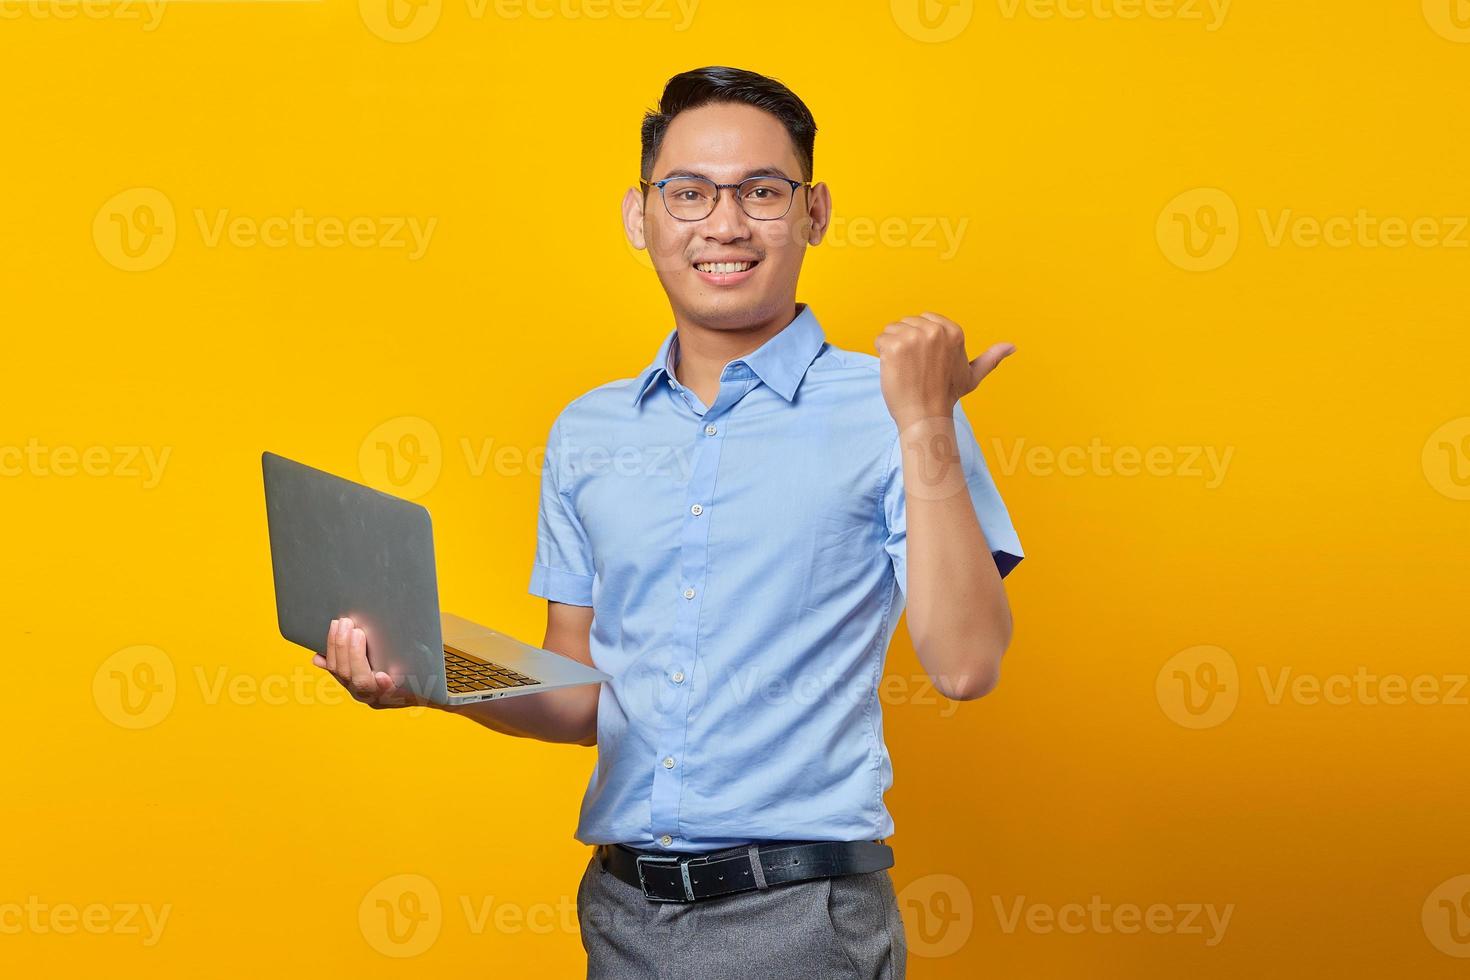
[634,853,692,903]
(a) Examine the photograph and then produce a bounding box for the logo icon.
[359,873,442,957]
[896,417,971,502]
[1424,0,1470,42]
[626,219,694,274]
[1156,644,1239,729]
[896,873,973,958]
[1157,188,1239,272]
[93,645,177,729]
[1422,417,1470,500]
[1423,874,1470,957]
[625,226,655,273]
[359,416,443,500]
[891,0,973,42]
[360,0,442,42]
[93,187,176,272]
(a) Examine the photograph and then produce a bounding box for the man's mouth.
[693,260,759,274]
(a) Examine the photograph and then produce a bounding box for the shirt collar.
[631,303,827,407]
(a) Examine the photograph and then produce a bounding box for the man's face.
[624,102,830,330]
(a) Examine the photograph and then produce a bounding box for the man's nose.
[702,186,751,238]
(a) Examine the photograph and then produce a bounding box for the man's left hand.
[874,312,1016,426]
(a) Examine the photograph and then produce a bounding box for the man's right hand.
[316,616,425,709]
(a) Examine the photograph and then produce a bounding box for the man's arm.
[896,416,1012,700]
[316,601,599,745]
[875,311,1017,701]
[442,601,598,744]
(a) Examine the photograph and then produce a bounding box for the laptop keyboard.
[443,644,542,694]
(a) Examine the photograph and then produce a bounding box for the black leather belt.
[596,839,894,903]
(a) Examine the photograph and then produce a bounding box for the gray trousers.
[576,851,907,979]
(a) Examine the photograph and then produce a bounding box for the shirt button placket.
[649,408,725,849]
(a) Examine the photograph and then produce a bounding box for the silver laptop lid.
[261,451,449,701]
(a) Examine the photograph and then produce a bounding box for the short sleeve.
[882,402,1024,598]
[527,413,595,606]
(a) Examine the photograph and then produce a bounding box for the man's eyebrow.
[656,166,797,181]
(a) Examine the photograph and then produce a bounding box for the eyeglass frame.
[638,174,813,221]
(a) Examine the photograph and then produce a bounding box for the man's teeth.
[695,261,755,274]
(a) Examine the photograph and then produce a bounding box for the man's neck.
[671,303,801,404]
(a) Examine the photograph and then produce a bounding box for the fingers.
[313,616,411,709]
[375,672,413,708]
[918,311,959,331]
[888,312,1014,369]
[902,313,958,335]
[336,617,354,680]
[969,342,1018,389]
[880,314,962,341]
[325,618,340,673]
[347,624,377,700]
[321,616,369,700]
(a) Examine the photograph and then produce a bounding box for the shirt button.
[682,587,695,599]
[704,424,717,436]
[662,756,676,769]
[671,670,685,684]
[659,834,673,847]
[690,503,703,516]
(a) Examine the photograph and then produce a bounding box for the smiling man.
[566,65,1024,978]
[316,64,1024,979]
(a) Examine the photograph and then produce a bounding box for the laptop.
[261,451,611,706]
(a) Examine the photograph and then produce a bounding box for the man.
[317,65,1023,979]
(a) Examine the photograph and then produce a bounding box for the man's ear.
[622,187,647,250]
[806,182,832,247]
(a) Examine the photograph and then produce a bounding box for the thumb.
[969,342,1016,391]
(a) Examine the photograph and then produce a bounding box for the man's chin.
[683,295,777,330]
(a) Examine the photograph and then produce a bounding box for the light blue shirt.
[529,302,1023,851]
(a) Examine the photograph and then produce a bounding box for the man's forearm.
[437,682,598,745]
[897,414,1012,700]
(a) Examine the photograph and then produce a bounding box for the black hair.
[640,66,818,185]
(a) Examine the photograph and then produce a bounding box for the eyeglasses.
[639,174,811,221]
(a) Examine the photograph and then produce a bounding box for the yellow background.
[3,0,1468,976]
